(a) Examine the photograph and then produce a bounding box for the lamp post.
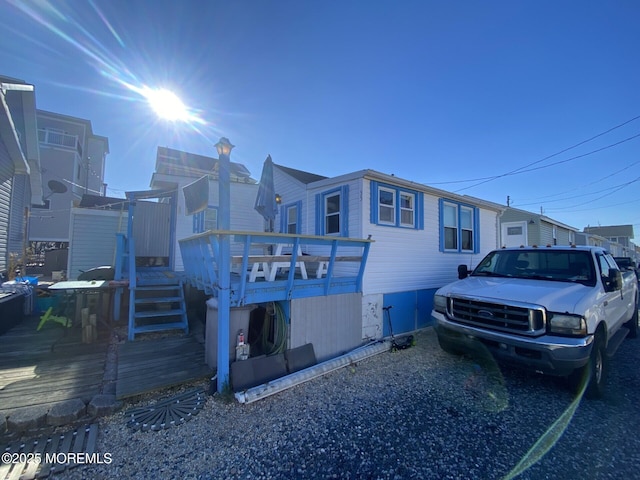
[214,137,234,393]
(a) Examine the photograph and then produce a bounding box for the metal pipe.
[235,340,390,404]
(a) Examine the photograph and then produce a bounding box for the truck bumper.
[432,312,593,377]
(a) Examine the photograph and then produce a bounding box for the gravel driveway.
[62,327,640,479]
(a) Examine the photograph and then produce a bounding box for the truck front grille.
[448,296,546,336]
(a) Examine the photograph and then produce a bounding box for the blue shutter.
[315,193,322,235]
[438,198,444,252]
[341,184,349,237]
[370,181,378,224]
[416,192,424,230]
[295,200,302,234]
[473,207,480,254]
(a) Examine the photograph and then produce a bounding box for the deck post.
[215,138,233,393]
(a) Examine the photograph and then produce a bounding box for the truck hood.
[436,277,590,313]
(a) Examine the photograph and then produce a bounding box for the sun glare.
[143,87,190,122]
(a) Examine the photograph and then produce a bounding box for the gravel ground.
[59,327,640,480]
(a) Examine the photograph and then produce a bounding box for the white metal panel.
[67,208,128,280]
[164,172,264,271]
[290,293,363,362]
[0,137,13,272]
[8,173,28,255]
[132,200,171,257]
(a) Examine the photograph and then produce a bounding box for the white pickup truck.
[432,246,639,398]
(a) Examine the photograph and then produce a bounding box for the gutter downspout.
[235,340,390,404]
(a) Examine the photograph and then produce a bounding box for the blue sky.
[1,0,639,233]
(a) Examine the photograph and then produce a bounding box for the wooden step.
[136,285,181,292]
[134,308,186,319]
[135,296,183,304]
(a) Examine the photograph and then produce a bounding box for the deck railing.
[179,231,372,306]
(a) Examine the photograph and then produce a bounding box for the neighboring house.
[0,76,42,276]
[272,164,505,340]
[66,147,265,280]
[29,110,109,244]
[499,207,578,248]
[574,231,612,249]
[583,225,636,259]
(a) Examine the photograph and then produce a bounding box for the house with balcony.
[499,206,578,248]
[0,76,42,278]
[29,110,109,261]
[0,76,42,329]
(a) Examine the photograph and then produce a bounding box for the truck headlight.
[548,313,587,336]
[434,294,447,314]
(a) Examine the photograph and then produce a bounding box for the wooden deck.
[0,315,108,415]
[116,334,212,399]
[0,310,212,417]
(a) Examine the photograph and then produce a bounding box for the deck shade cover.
[254,155,278,225]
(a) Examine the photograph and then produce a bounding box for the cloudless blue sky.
[1,0,639,233]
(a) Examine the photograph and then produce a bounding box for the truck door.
[596,253,626,331]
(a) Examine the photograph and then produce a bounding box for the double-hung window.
[370,181,423,229]
[280,201,302,234]
[316,186,349,236]
[440,199,479,253]
[193,206,218,233]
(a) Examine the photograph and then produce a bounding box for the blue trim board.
[315,185,349,237]
[382,288,438,335]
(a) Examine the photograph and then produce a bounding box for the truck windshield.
[473,250,596,286]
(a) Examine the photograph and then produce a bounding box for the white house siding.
[8,173,29,257]
[67,208,128,280]
[159,173,264,271]
[0,137,13,272]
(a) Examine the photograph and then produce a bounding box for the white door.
[501,221,527,247]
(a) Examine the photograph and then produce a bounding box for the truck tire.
[570,333,607,399]
[625,305,638,339]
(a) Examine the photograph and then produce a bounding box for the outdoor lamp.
[215,137,235,157]
[275,193,282,204]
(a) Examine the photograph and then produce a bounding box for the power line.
[425,114,640,188]
[453,132,640,192]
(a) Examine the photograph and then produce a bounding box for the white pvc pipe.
[235,340,390,404]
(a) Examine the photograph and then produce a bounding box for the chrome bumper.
[432,311,594,376]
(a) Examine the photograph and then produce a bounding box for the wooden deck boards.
[0,316,109,415]
[1,312,212,417]
[116,335,212,399]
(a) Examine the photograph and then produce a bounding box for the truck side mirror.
[604,268,622,292]
[458,264,470,279]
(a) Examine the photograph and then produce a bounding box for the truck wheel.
[571,334,607,399]
[625,305,638,339]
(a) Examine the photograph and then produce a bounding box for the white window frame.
[378,186,396,225]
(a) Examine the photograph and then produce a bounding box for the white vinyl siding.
[68,208,128,280]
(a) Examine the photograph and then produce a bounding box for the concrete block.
[87,394,122,417]
[6,406,48,432]
[46,398,87,426]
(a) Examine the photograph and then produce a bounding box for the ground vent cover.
[1,424,99,480]
[125,388,206,432]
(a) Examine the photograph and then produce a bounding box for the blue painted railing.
[179,231,372,306]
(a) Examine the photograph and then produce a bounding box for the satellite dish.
[48,180,68,194]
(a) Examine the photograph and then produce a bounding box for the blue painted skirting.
[382,288,438,336]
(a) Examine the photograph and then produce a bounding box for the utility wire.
[426,114,640,187]
[453,131,640,192]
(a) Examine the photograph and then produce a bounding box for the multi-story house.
[29,110,109,245]
[0,76,41,277]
